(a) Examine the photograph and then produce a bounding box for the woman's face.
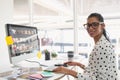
[86,17,104,38]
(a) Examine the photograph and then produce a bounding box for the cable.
[25,60,48,67]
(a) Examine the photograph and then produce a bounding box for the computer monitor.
[6,24,40,65]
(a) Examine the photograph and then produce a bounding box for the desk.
[0,54,85,80]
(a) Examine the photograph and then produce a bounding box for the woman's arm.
[53,66,78,78]
[65,61,85,69]
[76,62,85,69]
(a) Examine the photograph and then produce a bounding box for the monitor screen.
[6,24,40,64]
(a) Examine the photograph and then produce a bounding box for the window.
[13,0,120,70]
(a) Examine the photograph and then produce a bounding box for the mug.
[67,51,74,61]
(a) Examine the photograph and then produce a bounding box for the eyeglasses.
[83,22,104,29]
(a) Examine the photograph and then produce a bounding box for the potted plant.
[51,51,58,59]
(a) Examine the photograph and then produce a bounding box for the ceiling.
[14,0,120,29]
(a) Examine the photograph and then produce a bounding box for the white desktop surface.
[0,54,86,80]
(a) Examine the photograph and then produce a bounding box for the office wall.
[0,0,13,67]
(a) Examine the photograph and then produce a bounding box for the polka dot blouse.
[77,35,118,80]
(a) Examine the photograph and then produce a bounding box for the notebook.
[28,73,43,79]
[41,71,54,78]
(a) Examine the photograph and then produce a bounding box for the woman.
[53,13,118,80]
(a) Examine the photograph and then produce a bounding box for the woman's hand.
[64,61,79,66]
[53,66,77,78]
[64,61,85,69]
[53,66,68,74]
